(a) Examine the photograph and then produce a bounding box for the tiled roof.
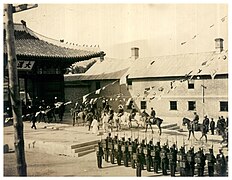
[3,24,103,59]
[64,68,129,81]
[127,51,228,79]
[85,57,132,75]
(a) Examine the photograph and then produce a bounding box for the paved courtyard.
[3,115,228,176]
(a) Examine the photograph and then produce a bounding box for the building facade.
[64,39,228,121]
[4,23,104,111]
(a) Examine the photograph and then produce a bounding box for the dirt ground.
[3,120,228,177]
[4,148,160,177]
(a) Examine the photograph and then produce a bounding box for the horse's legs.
[145,124,148,132]
[192,131,198,140]
[158,125,161,135]
[188,131,191,140]
[149,124,154,133]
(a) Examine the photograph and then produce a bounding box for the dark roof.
[64,68,129,81]
[3,23,103,60]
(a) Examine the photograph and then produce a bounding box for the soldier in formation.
[96,135,228,177]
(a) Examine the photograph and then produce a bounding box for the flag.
[64,101,72,106]
[95,89,101,94]
[192,35,197,39]
[221,16,227,22]
[82,93,90,103]
[93,98,98,103]
[201,61,207,66]
[170,82,173,89]
[120,74,128,85]
[187,70,193,76]
[210,69,217,79]
[210,24,214,28]
[181,41,186,45]
[158,87,164,91]
[126,98,132,106]
[197,69,202,74]
[89,98,94,104]
[144,90,149,96]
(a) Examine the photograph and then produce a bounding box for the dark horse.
[182,117,203,140]
[150,117,163,135]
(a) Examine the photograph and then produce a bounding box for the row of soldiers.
[95,133,227,177]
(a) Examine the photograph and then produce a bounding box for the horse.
[182,117,203,140]
[148,117,163,135]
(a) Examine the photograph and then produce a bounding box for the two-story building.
[64,38,228,120]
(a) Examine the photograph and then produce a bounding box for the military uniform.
[131,139,138,169]
[144,144,152,172]
[96,142,104,168]
[115,139,122,165]
[140,140,146,170]
[109,136,117,164]
[195,149,206,176]
[168,146,177,176]
[206,149,216,176]
[187,148,195,176]
[216,150,227,176]
[177,147,186,176]
[160,145,169,175]
[152,145,160,173]
[180,154,190,176]
[122,139,129,167]
[136,146,143,176]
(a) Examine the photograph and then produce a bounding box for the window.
[170,101,177,110]
[127,79,132,90]
[140,101,147,110]
[220,101,228,111]
[127,79,132,85]
[95,81,100,90]
[188,80,194,89]
[188,101,196,111]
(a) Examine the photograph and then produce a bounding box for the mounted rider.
[129,105,137,122]
[150,107,156,119]
[117,104,124,117]
[192,112,199,130]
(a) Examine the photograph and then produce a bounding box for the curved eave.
[4,51,103,63]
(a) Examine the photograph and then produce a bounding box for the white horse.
[113,112,145,129]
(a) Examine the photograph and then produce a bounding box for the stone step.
[74,144,97,153]
[168,126,180,130]
[78,149,95,157]
[162,123,178,129]
[71,140,100,149]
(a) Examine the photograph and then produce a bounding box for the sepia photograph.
[2,1,229,177]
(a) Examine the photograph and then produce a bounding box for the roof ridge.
[138,51,219,59]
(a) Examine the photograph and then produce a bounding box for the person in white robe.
[102,113,109,133]
[91,117,99,134]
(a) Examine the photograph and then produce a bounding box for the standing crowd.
[95,133,228,177]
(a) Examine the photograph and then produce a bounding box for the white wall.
[129,77,228,123]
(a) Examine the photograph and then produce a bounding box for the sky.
[10,3,228,59]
